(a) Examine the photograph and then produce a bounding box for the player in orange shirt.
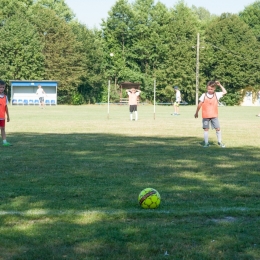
[194,81,227,148]
[0,80,12,146]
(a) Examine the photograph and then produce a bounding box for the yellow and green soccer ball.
[138,188,161,209]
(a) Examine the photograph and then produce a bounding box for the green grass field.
[1,104,260,260]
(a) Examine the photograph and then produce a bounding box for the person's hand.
[215,81,221,86]
[7,116,10,122]
[194,112,198,118]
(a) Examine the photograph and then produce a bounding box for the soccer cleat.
[3,142,12,146]
[203,143,210,148]
[218,142,225,148]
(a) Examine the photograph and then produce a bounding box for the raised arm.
[215,81,227,95]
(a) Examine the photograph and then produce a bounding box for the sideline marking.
[0,207,257,217]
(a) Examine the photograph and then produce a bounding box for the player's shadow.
[1,132,259,259]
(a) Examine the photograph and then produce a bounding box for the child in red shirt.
[0,80,12,146]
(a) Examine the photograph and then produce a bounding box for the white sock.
[204,131,209,144]
[3,140,7,144]
[135,111,138,120]
[130,113,132,120]
[216,130,221,143]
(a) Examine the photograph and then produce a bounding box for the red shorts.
[0,120,5,128]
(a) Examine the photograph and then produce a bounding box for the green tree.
[71,21,105,103]
[102,0,201,103]
[0,0,33,22]
[28,6,83,103]
[102,0,135,94]
[203,13,260,105]
[126,0,171,101]
[191,5,217,31]
[0,14,44,81]
[34,0,75,22]
[157,1,199,103]
[239,1,260,41]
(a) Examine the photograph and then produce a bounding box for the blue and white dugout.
[10,80,59,106]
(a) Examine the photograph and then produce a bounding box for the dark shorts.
[39,97,44,102]
[0,120,5,128]
[130,105,137,112]
[202,118,220,129]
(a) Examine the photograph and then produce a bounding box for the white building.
[10,80,58,105]
[241,91,260,106]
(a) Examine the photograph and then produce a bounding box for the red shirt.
[0,95,7,119]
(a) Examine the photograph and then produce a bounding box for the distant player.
[194,81,227,148]
[172,86,181,115]
[126,88,141,121]
[36,85,46,108]
[0,80,12,146]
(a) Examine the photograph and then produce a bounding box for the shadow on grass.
[0,133,260,259]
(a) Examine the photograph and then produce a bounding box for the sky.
[64,0,255,28]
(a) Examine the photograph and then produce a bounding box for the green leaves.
[72,22,104,103]
[0,0,260,104]
[28,6,84,101]
[34,0,75,22]
[240,1,260,41]
[0,14,44,80]
[203,13,260,104]
[101,0,260,104]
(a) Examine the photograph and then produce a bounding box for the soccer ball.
[138,188,161,209]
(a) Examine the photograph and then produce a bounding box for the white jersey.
[176,90,181,102]
[199,92,224,102]
[36,88,45,98]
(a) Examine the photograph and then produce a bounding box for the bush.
[71,93,84,105]
[221,92,242,106]
[57,95,70,104]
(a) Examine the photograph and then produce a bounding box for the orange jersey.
[202,93,218,118]
[0,95,7,119]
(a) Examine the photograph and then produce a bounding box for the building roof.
[120,81,140,89]
[10,80,59,87]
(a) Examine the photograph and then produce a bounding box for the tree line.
[0,0,260,105]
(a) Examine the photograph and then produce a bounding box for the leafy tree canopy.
[203,13,260,104]
[239,1,260,40]
[0,14,44,81]
[0,0,33,22]
[28,6,84,101]
[34,0,75,22]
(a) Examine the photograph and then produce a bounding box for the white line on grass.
[0,207,258,217]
